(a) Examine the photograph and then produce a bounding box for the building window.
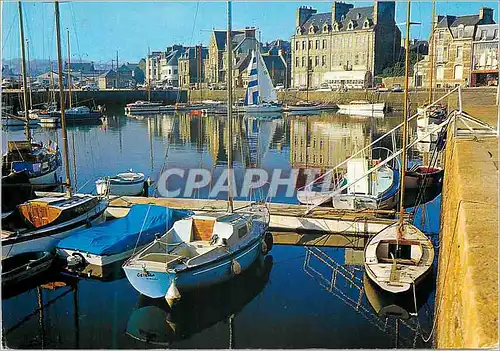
[454,65,463,80]
[348,37,352,48]
[322,55,326,66]
[295,57,299,67]
[322,39,327,49]
[456,46,463,59]
[436,65,444,80]
[302,57,305,67]
[295,41,299,51]
[308,40,312,49]
[348,21,354,30]
[302,41,306,50]
[438,31,444,40]
[444,46,448,60]
[494,29,499,39]
[315,40,319,49]
[480,30,487,40]
[309,57,313,68]
[323,24,329,33]
[314,56,319,66]
[354,54,359,65]
[457,28,463,38]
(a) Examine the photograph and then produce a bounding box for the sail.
[244,51,259,106]
[244,50,277,106]
[256,50,278,103]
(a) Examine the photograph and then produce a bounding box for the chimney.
[479,7,494,24]
[332,2,353,24]
[373,0,395,25]
[296,6,317,28]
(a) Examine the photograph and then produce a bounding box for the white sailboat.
[363,0,434,294]
[241,50,282,113]
[337,100,385,117]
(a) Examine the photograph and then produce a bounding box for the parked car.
[376,84,389,92]
[82,84,99,91]
[391,84,403,92]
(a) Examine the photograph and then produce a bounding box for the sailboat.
[1,1,108,259]
[2,2,61,190]
[363,1,435,294]
[241,50,282,113]
[122,0,273,303]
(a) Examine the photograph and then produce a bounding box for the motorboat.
[125,101,162,114]
[122,204,273,301]
[337,101,385,116]
[51,106,102,122]
[284,101,337,113]
[95,171,146,196]
[56,204,192,277]
[2,194,109,258]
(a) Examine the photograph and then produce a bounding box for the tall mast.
[398,0,412,239]
[226,0,234,213]
[427,0,436,104]
[306,38,310,102]
[67,29,72,108]
[55,0,72,197]
[26,39,33,110]
[18,1,30,140]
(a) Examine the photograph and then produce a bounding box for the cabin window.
[237,225,248,238]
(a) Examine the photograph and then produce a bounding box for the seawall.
[435,109,498,348]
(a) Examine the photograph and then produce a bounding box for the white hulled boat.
[337,100,385,116]
[95,171,146,196]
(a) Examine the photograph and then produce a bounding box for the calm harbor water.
[2,107,441,348]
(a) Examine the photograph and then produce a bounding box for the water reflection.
[126,255,273,347]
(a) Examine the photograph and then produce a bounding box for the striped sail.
[244,51,259,106]
[244,50,277,106]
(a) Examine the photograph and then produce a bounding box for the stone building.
[470,23,498,86]
[178,45,209,89]
[432,7,495,88]
[145,51,163,85]
[291,1,401,89]
[205,27,260,86]
[262,39,292,88]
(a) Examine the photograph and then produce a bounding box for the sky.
[2,0,499,65]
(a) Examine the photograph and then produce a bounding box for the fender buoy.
[231,259,241,275]
[165,280,181,306]
[264,232,273,253]
[261,240,268,254]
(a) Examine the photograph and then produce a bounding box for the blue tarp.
[57,205,192,256]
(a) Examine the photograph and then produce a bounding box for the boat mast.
[26,39,33,110]
[18,1,31,140]
[55,0,72,197]
[67,29,72,108]
[427,0,436,104]
[226,0,234,213]
[397,0,412,240]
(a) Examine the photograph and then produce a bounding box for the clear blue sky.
[2,1,498,64]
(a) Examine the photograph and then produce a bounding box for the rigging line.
[68,2,83,63]
[1,13,16,52]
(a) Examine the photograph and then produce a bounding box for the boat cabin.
[375,239,423,265]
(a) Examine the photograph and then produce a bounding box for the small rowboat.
[1,251,54,287]
[96,171,146,196]
[405,165,444,189]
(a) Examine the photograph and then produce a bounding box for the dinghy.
[56,204,192,276]
[125,101,162,114]
[95,171,146,196]
[364,224,434,293]
[1,251,54,287]
[123,205,273,300]
[404,165,443,189]
[364,5,435,295]
[242,50,282,113]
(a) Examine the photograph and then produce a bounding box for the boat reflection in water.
[303,246,434,348]
[126,254,273,347]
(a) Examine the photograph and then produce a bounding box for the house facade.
[470,23,498,86]
[178,45,208,88]
[291,1,401,89]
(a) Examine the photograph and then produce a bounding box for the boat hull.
[337,103,385,112]
[123,239,263,298]
[1,251,54,287]
[2,200,108,258]
[29,168,58,186]
[240,105,282,113]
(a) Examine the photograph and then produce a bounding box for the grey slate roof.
[179,47,209,60]
[262,55,286,71]
[474,24,499,41]
[99,69,116,78]
[300,6,375,32]
[213,30,246,50]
